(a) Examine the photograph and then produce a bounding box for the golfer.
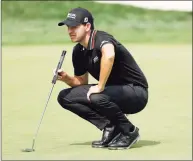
[57,7,148,150]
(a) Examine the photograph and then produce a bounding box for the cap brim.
[58,19,81,27]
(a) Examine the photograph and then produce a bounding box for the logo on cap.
[84,17,88,22]
[67,13,76,19]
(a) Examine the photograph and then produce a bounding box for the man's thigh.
[101,84,136,106]
[60,84,94,104]
[101,84,147,114]
[60,84,147,113]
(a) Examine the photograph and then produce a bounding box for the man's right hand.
[53,69,67,81]
[53,69,88,87]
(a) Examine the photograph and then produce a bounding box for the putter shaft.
[31,84,55,149]
[27,50,66,151]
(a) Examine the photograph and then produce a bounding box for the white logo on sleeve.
[67,13,76,19]
[100,40,109,48]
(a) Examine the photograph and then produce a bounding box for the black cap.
[58,7,94,27]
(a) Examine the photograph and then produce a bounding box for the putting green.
[2,44,192,160]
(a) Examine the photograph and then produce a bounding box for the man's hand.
[53,69,67,81]
[87,85,104,101]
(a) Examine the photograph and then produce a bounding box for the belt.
[133,84,148,91]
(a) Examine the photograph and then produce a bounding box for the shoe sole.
[108,135,140,150]
[92,145,107,148]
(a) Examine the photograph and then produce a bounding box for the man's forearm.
[60,74,82,87]
[98,56,114,90]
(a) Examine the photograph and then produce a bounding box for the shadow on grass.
[131,140,160,149]
[69,140,160,149]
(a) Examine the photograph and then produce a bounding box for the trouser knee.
[57,89,72,108]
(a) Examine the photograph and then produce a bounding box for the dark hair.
[83,22,94,30]
[90,23,94,30]
[90,17,94,29]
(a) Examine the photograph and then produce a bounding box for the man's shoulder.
[96,30,114,38]
[94,30,118,50]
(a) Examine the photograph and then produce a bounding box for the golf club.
[22,50,67,152]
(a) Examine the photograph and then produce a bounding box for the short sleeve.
[95,33,114,51]
[72,45,87,76]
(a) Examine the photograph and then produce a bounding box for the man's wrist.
[98,83,105,91]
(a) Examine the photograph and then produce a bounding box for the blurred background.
[2,1,192,160]
[2,1,192,45]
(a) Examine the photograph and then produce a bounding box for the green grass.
[2,44,192,160]
[2,1,192,45]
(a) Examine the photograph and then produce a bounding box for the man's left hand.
[87,85,104,101]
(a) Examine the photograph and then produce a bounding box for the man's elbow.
[105,54,115,61]
[78,78,88,85]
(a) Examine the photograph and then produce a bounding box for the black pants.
[57,84,148,135]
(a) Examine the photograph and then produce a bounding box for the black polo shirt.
[72,30,148,88]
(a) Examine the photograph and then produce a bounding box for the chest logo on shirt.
[93,56,99,63]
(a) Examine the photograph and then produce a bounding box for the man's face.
[67,24,87,42]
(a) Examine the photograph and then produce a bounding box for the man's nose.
[68,27,73,33]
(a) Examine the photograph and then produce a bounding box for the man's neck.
[79,30,92,49]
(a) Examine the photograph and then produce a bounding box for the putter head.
[21,148,35,152]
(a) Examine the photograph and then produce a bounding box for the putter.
[22,50,67,152]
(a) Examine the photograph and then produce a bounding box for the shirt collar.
[87,30,97,50]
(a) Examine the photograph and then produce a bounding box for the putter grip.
[52,50,67,84]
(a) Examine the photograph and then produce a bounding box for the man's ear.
[85,23,91,32]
